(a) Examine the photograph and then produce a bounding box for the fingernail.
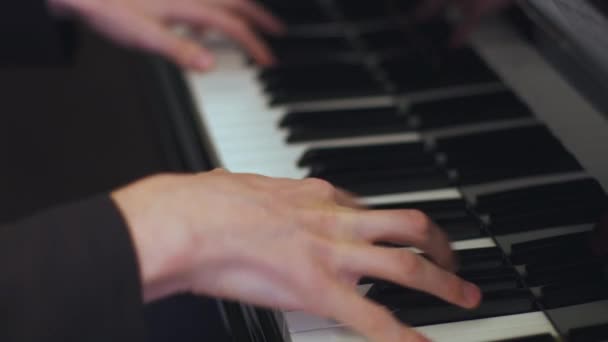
[193,54,213,70]
[463,282,481,308]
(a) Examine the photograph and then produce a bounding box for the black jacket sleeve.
[0,195,145,341]
[0,0,76,65]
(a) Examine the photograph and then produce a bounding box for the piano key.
[280,106,413,142]
[370,198,467,215]
[319,166,452,196]
[409,90,533,130]
[359,19,452,51]
[289,312,556,342]
[492,334,556,342]
[453,159,583,185]
[287,122,412,143]
[264,34,355,60]
[382,48,499,92]
[525,258,606,287]
[475,178,607,214]
[541,281,608,309]
[360,188,462,206]
[489,203,606,235]
[299,142,436,176]
[570,322,608,342]
[437,217,485,241]
[510,231,594,265]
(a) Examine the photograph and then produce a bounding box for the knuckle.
[403,209,433,242]
[303,178,335,196]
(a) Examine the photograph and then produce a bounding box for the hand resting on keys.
[416,0,514,46]
[111,169,482,342]
[47,0,284,70]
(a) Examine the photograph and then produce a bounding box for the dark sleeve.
[0,195,146,341]
[0,0,76,65]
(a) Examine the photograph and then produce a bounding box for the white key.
[290,312,557,342]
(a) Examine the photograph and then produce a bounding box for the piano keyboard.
[181,0,608,341]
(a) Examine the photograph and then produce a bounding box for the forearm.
[0,0,76,66]
[0,194,145,341]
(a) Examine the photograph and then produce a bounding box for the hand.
[47,0,285,71]
[416,0,514,46]
[112,169,481,342]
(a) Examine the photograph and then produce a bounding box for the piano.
[151,0,608,341]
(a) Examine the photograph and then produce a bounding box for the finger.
[167,3,275,66]
[414,0,449,20]
[346,209,456,271]
[130,19,215,71]
[338,245,481,309]
[315,282,430,342]
[225,0,286,34]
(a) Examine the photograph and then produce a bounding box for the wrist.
[111,175,198,302]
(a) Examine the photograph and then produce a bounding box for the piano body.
[152,0,608,341]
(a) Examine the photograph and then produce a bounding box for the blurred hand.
[416,0,514,46]
[47,0,284,70]
[112,169,481,342]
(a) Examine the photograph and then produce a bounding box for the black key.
[452,155,582,185]
[270,86,387,105]
[265,35,353,54]
[541,281,608,309]
[436,127,582,178]
[280,106,400,127]
[570,322,608,342]
[393,289,536,327]
[382,48,498,93]
[307,156,437,179]
[280,107,413,143]
[318,166,451,196]
[260,62,371,85]
[288,121,411,142]
[525,257,605,287]
[475,179,607,214]
[360,19,452,51]
[490,202,606,235]
[510,232,593,265]
[435,126,554,157]
[298,142,431,169]
[438,216,485,241]
[492,334,556,342]
[458,248,506,274]
[408,91,532,130]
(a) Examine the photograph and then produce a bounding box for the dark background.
[0,26,229,341]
